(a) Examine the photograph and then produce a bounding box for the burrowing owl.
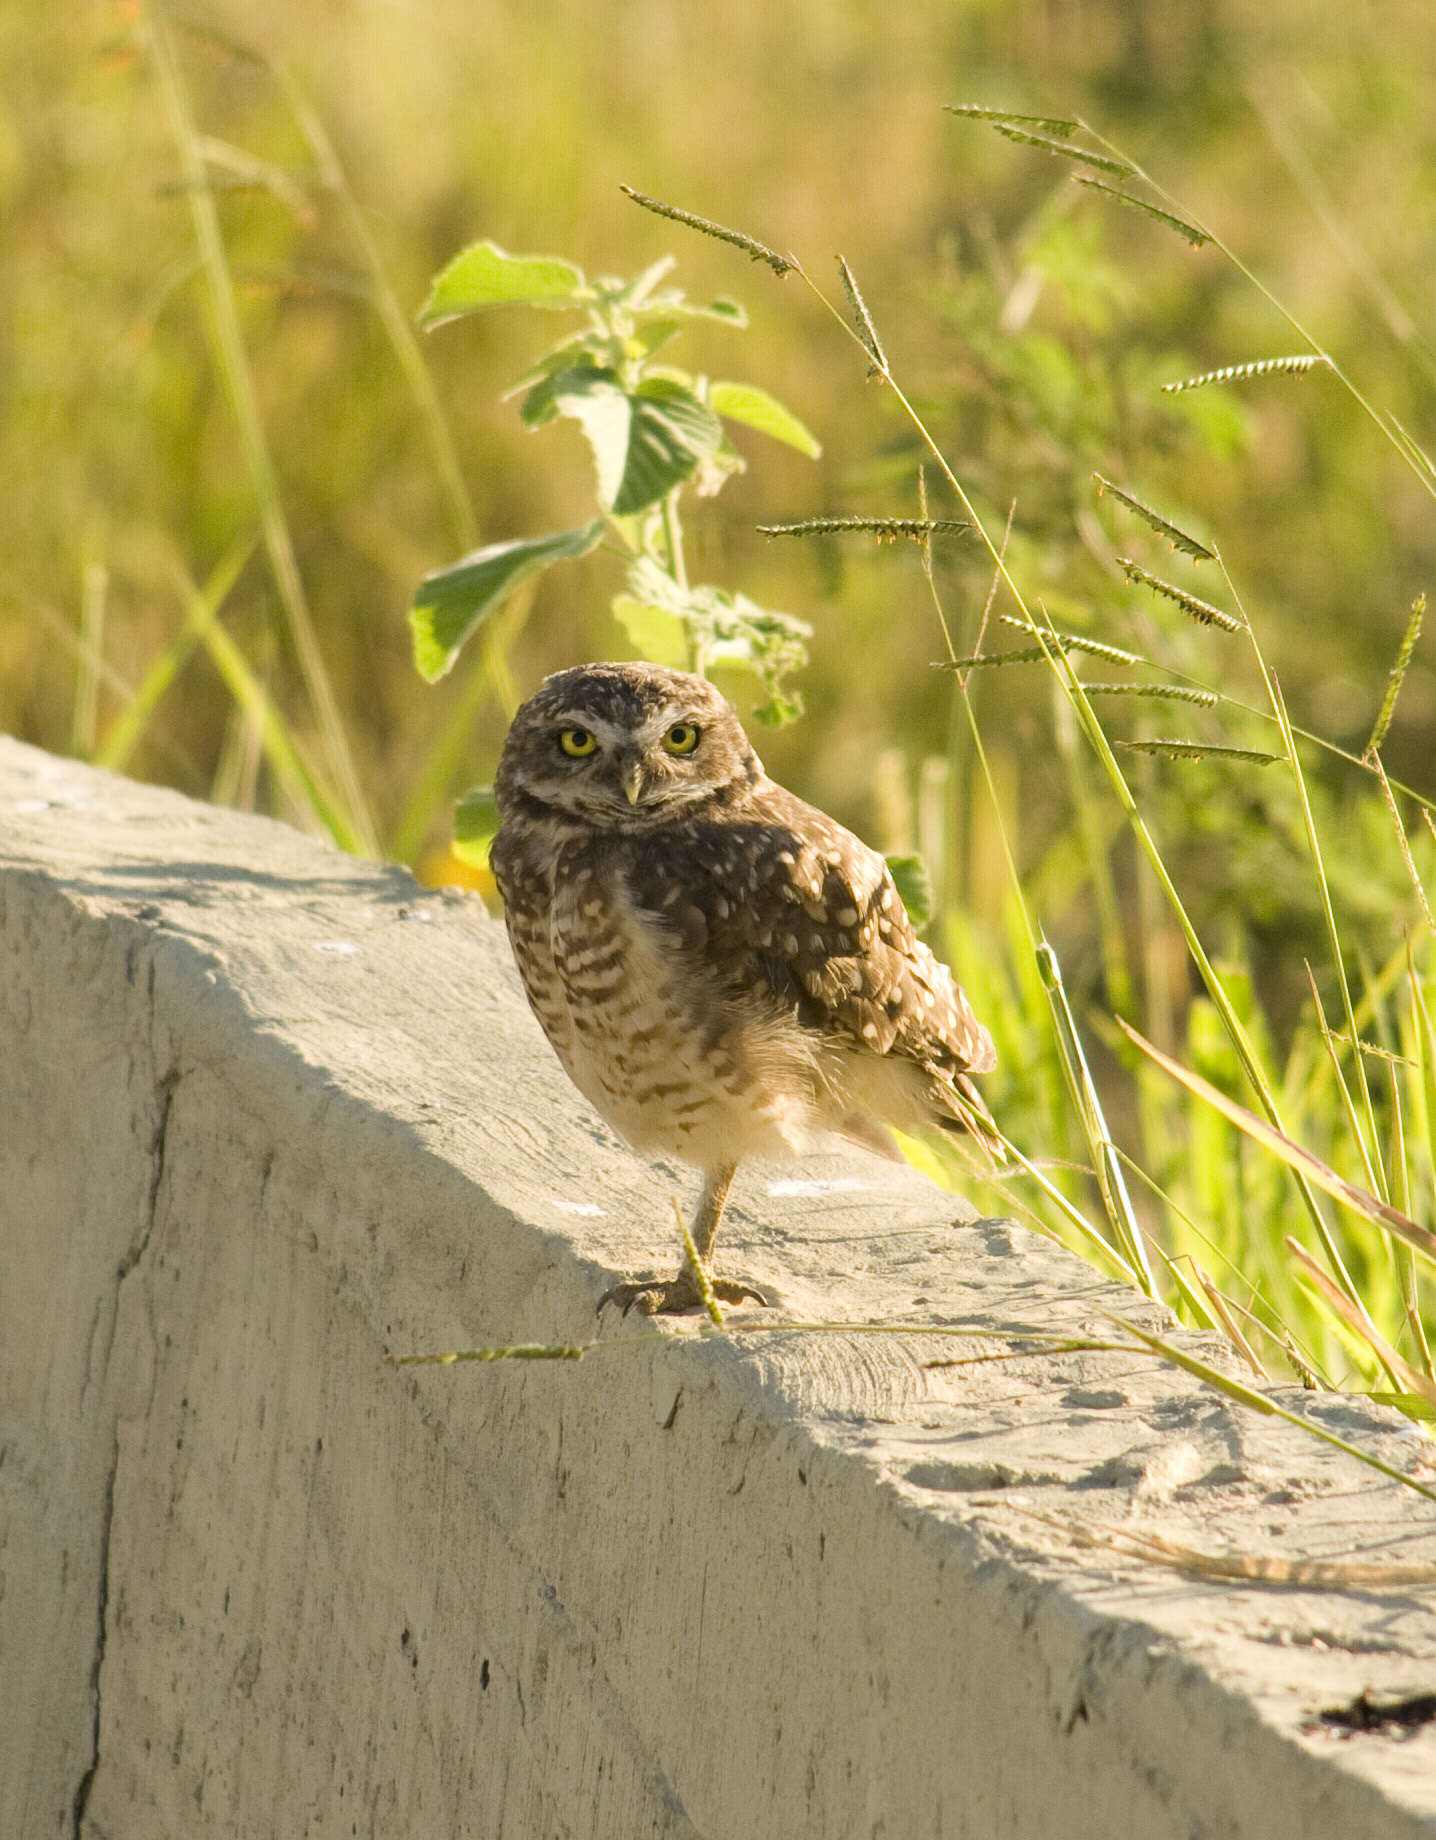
[491,662,998,1315]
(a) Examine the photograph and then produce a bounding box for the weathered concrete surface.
[2,733,1435,1840]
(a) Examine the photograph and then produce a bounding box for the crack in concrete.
[73,1043,177,1829]
[70,1432,119,1838]
[119,1069,178,1284]
[83,1058,180,1410]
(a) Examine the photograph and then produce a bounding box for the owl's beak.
[618,759,645,805]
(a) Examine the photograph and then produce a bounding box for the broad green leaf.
[417,242,586,328]
[453,785,500,866]
[641,293,749,326]
[627,319,682,360]
[505,324,613,385]
[610,595,691,670]
[553,373,722,515]
[505,338,606,398]
[552,375,633,504]
[885,854,934,929]
[519,375,562,428]
[519,361,610,429]
[410,522,604,681]
[709,381,821,457]
[633,376,724,453]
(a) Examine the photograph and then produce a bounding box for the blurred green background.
[8,0,1436,1385]
[7,0,1433,856]
[6,0,1436,1034]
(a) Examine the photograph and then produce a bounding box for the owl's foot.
[597,1271,771,1317]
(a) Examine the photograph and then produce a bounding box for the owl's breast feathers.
[490,820,576,1059]
[624,780,998,1093]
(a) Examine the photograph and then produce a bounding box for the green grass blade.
[71,522,107,759]
[1368,752,1434,932]
[1387,1063,1434,1380]
[790,260,1358,1306]
[1109,1315,1436,1505]
[1121,1019,1436,1264]
[1411,950,1436,1190]
[96,534,255,773]
[1266,668,1385,1196]
[1286,1238,1408,1396]
[1036,940,1155,1292]
[277,61,522,833]
[147,6,377,854]
[193,598,361,851]
[1302,962,1384,1201]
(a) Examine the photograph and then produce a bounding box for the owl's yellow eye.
[662,722,700,756]
[558,727,597,758]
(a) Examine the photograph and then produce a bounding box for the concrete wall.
[3,733,1435,1839]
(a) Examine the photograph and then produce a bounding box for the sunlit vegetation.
[6,3,1436,1443]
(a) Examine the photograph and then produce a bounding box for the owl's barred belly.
[549,873,820,1169]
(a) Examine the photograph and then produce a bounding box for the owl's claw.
[597,1272,771,1317]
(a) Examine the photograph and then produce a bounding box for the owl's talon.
[597,1272,771,1317]
[709,1277,772,1309]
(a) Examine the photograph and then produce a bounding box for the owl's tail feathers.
[834,1112,906,1163]
[931,1072,1004,1164]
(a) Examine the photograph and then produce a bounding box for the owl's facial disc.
[541,702,723,821]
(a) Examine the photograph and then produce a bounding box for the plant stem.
[146,3,377,854]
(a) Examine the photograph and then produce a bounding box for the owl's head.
[495,662,761,830]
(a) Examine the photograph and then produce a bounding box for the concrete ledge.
[3,733,1436,1838]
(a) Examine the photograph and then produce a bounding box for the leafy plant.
[408,240,819,728]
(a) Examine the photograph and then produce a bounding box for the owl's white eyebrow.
[549,710,623,745]
[549,707,697,746]
[641,703,702,740]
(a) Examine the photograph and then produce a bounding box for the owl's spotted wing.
[625,782,996,1081]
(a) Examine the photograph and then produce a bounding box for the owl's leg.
[688,1161,736,1264]
[597,1162,770,1316]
